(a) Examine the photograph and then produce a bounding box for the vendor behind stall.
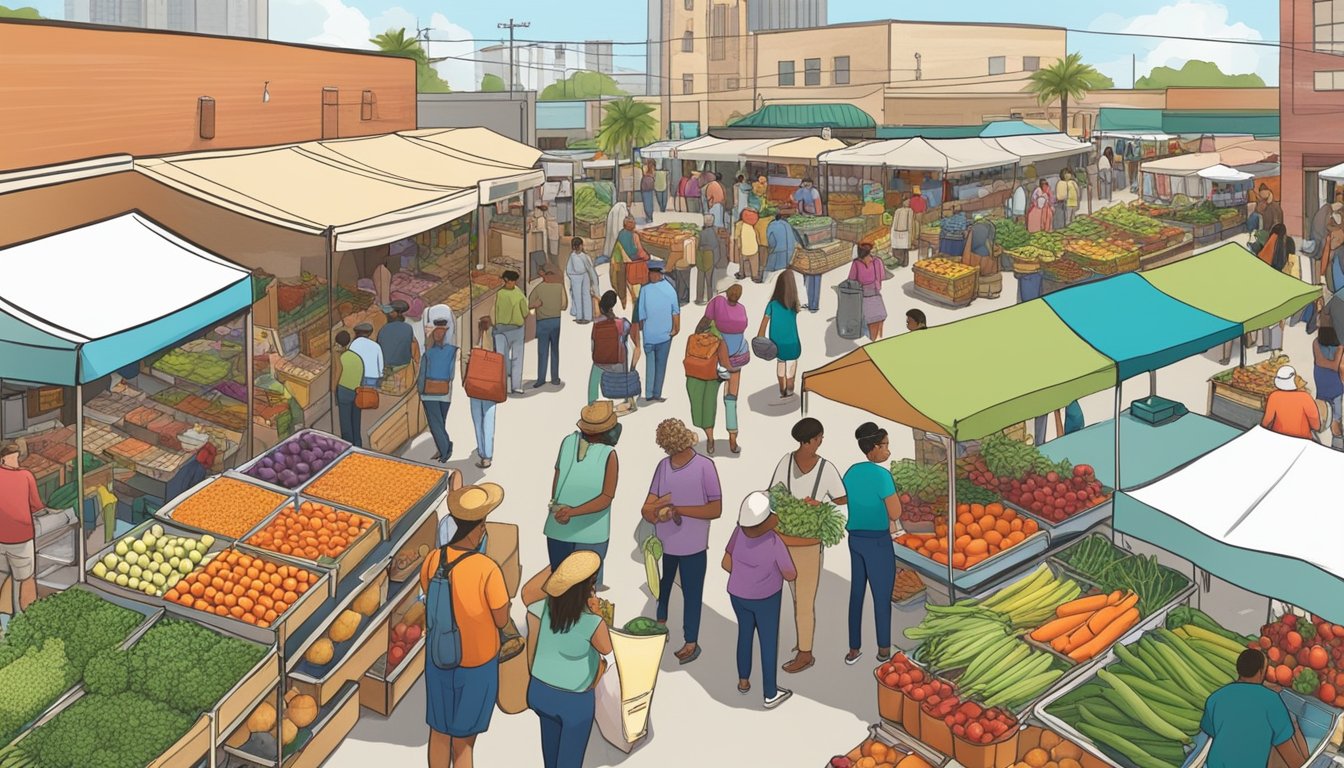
[1199,649,1307,768]
[792,179,822,216]
[378,300,420,382]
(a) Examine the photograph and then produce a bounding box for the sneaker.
[763,688,793,709]
[844,650,862,665]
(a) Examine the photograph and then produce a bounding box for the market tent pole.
[245,308,255,461]
[1112,381,1121,546]
[325,226,337,435]
[946,437,957,601]
[75,380,85,577]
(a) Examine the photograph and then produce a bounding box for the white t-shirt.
[770,453,846,502]
[349,337,384,380]
[1098,155,1112,172]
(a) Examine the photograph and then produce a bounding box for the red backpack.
[591,318,625,365]
[683,332,721,381]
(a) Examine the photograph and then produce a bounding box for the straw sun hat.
[578,401,618,433]
[543,551,601,597]
[447,483,504,522]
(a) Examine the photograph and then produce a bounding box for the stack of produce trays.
[1038,608,1257,768]
[1055,535,1194,618]
[962,434,1112,539]
[300,449,449,539]
[157,475,292,541]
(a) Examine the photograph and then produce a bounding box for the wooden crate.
[148,714,212,768]
[359,641,425,717]
[912,263,976,304]
[276,364,331,410]
[790,240,852,276]
[245,499,383,588]
[215,647,283,739]
[389,510,438,582]
[290,608,390,707]
[1064,248,1140,276]
[287,682,362,768]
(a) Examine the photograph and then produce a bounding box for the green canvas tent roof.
[1098,108,1279,137]
[1139,244,1316,330]
[876,121,1052,140]
[732,103,875,130]
[1097,108,1165,133]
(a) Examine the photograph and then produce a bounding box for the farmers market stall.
[742,136,846,214]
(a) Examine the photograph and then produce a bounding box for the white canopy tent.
[819,137,1018,173]
[1116,427,1344,623]
[1321,161,1344,183]
[676,137,789,163]
[638,139,692,160]
[743,136,847,165]
[989,133,1092,163]
[1197,164,1254,182]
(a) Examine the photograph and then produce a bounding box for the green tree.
[596,98,658,196]
[369,28,451,93]
[481,74,506,92]
[0,5,42,18]
[539,70,626,101]
[1135,60,1266,89]
[1024,53,1109,133]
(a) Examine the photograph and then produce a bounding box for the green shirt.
[530,280,569,320]
[337,349,364,390]
[1200,682,1294,768]
[527,600,602,692]
[544,433,613,544]
[842,461,897,532]
[493,286,528,327]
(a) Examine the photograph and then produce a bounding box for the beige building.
[657,0,754,136]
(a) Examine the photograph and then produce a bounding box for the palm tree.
[596,97,657,197]
[1025,53,1107,133]
[370,28,450,92]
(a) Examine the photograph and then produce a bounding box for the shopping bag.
[496,646,529,715]
[463,348,507,403]
[354,386,380,410]
[751,336,778,361]
[601,370,641,399]
[626,260,650,286]
[595,629,666,753]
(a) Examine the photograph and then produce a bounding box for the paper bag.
[595,629,666,753]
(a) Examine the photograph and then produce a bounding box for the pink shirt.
[848,257,884,291]
[0,466,42,544]
[705,296,748,335]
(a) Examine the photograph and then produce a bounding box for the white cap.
[1275,365,1297,391]
[738,491,773,528]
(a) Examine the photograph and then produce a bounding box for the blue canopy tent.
[0,212,254,575]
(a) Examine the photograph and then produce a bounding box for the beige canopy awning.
[744,136,847,164]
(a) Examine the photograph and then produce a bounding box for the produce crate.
[789,217,837,248]
[1063,248,1140,276]
[1049,546,1195,622]
[289,570,392,707]
[836,217,870,243]
[790,239,852,275]
[913,262,977,305]
[826,723,939,768]
[358,580,426,716]
[574,218,606,240]
[389,507,441,582]
[155,474,295,541]
[214,646,285,746]
[300,447,451,543]
[236,430,353,491]
[1003,488,1115,543]
[892,530,1049,594]
[240,496,384,588]
[281,681,363,768]
[276,360,331,410]
[83,518,232,606]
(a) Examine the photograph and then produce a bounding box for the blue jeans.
[421,398,452,459]
[657,550,705,644]
[470,398,495,460]
[535,317,561,383]
[528,678,595,768]
[641,190,656,221]
[547,538,609,586]
[494,325,524,391]
[804,273,821,312]
[335,386,362,448]
[847,530,895,651]
[655,190,667,212]
[644,340,671,399]
[731,591,782,699]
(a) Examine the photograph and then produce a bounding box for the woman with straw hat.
[546,402,622,588]
[723,491,797,708]
[522,552,613,768]
[419,483,511,768]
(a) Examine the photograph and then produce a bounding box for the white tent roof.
[1095,130,1175,141]
[744,136,846,164]
[820,137,1017,172]
[1197,164,1254,182]
[1117,427,1344,622]
[932,138,1019,172]
[0,213,254,385]
[1140,152,1223,177]
[677,137,789,163]
[639,139,691,160]
[990,133,1093,163]
[1322,162,1344,183]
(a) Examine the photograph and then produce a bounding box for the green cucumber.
[1113,671,1203,711]
[1114,642,1157,679]
[1075,720,1175,768]
[1096,668,1192,743]
[1158,629,1232,683]
[985,669,1062,709]
[1077,701,1164,745]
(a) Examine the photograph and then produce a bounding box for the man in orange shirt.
[1261,366,1322,440]
[419,483,511,768]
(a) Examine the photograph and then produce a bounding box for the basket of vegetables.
[768,484,845,547]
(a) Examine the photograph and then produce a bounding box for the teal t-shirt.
[842,461,897,532]
[1199,682,1294,768]
[765,300,801,361]
[544,432,613,545]
[527,601,602,693]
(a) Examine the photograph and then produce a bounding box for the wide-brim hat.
[447,483,504,521]
[543,551,601,597]
[1274,366,1297,391]
[578,401,618,433]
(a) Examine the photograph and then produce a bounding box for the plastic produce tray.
[891,530,1049,594]
[240,496,383,588]
[154,474,294,541]
[1180,689,1341,768]
[84,518,232,606]
[1004,489,1115,543]
[298,447,450,542]
[236,429,352,493]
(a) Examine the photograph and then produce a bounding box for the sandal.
[738,681,751,695]
[706,441,716,455]
[729,436,740,454]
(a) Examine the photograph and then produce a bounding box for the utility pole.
[1132,54,1136,89]
[497,18,531,97]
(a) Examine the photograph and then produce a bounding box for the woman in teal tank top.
[546,402,621,588]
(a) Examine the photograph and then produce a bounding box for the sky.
[21,0,1279,91]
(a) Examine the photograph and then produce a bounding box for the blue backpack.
[426,547,480,671]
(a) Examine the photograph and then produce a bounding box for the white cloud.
[1089,1,1276,85]
[424,14,479,91]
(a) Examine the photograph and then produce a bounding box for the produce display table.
[1137,239,1195,271]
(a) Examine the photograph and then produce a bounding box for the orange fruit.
[1010,518,1023,532]
[1023,519,1039,534]
[978,515,995,531]
[283,590,299,604]
[204,586,218,600]
[966,540,988,556]
[967,524,983,538]
[223,593,238,608]
[983,531,1004,548]
[952,553,966,569]
[994,519,1012,537]
[273,602,288,614]
[238,596,255,611]
[214,605,229,617]
[264,609,278,622]
[230,606,246,618]
[242,613,258,625]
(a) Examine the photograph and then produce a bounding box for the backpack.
[426,547,480,671]
[683,332,721,381]
[592,318,625,365]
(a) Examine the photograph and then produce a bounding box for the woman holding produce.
[705,285,751,454]
[683,317,739,454]
[841,422,902,665]
[723,491,797,708]
[1313,326,1344,449]
[770,418,847,674]
[848,243,887,340]
[757,272,803,398]
[417,317,457,464]
[546,402,621,589]
[641,419,723,665]
[522,552,613,768]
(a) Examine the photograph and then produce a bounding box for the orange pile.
[246,500,375,561]
[303,453,442,524]
[895,502,1038,570]
[171,477,287,539]
[165,549,320,628]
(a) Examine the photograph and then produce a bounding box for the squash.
[281,718,298,746]
[353,586,381,616]
[896,756,934,768]
[329,610,361,643]
[304,638,334,666]
[284,687,298,703]
[225,727,251,748]
[246,701,277,734]
[402,600,426,628]
[288,694,319,728]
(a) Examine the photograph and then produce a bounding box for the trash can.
[835,280,864,340]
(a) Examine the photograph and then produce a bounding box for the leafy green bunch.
[767,484,846,547]
[18,692,195,768]
[1,589,141,673]
[0,639,76,744]
[127,619,266,715]
[890,459,948,502]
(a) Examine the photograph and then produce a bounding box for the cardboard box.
[484,521,520,598]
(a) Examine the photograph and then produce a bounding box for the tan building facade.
[659,0,754,136]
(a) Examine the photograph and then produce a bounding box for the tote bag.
[464,347,508,403]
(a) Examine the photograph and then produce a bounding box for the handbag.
[355,386,380,410]
[626,260,650,286]
[751,336,778,361]
[464,347,508,403]
[421,343,458,397]
[423,379,451,396]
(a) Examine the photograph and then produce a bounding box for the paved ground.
[327,224,1315,766]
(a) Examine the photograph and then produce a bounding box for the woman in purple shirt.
[847,243,886,340]
[640,418,723,664]
[723,491,796,709]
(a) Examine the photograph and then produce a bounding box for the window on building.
[360,90,376,121]
[778,60,795,86]
[684,0,693,9]
[1024,56,1040,72]
[1315,1,1344,53]
[682,31,694,52]
[683,74,694,94]
[710,4,726,60]
[988,56,1006,76]
[1315,70,1344,90]
[834,56,851,85]
[708,74,722,92]
[804,58,821,86]
[726,77,740,90]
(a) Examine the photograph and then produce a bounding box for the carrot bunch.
[1029,590,1140,662]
